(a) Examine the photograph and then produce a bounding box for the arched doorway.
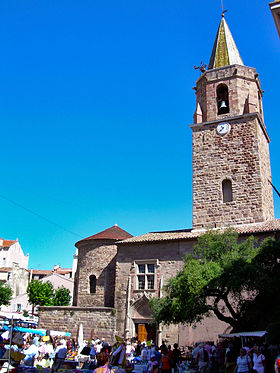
[131,294,157,343]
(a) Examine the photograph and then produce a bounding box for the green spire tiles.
[209,17,243,69]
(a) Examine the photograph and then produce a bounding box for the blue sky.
[0,0,279,269]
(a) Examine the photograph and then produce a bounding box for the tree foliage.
[52,286,71,306]
[27,280,71,310]
[0,282,13,306]
[27,280,54,307]
[150,230,280,331]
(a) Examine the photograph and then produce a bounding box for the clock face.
[217,122,231,136]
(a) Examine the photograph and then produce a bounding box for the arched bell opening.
[217,84,230,115]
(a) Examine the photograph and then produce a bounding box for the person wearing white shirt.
[51,339,67,372]
[233,348,252,373]
[22,341,38,366]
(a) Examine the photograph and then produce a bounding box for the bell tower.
[191,16,274,229]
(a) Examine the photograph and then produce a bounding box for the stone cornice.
[190,112,270,143]
[38,306,115,311]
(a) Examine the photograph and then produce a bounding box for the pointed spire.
[208,16,244,70]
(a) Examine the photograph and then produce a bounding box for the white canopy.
[219,331,267,338]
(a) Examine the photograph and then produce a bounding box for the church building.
[39,16,280,345]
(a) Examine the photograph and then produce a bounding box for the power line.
[0,193,83,239]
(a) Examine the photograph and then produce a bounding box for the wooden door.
[138,324,147,342]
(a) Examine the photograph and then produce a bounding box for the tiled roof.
[28,269,52,275]
[56,268,72,274]
[208,16,243,69]
[0,267,12,272]
[75,225,133,247]
[0,239,17,248]
[28,268,72,276]
[118,220,280,244]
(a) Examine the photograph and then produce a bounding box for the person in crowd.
[210,343,217,373]
[45,341,55,361]
[126,341,135,360]
[216,343,225,372]
[161,345,172,373]
[250,346,266,373]
[141,343,148,362]
[51,339,67,372]
[147,354,159,373]
[195,343,209,373]
[33,335,39,347]
[154,346,162,367]
[90,342,97,360]
[192,343,200,362]
[22,340,38,366]
[204,342,211,356]
[233,348,252,373]
[135,340,142,356]
[94,352,110,373]
[173,343,181,372]
[96,341,103,354]
[35,353,51,368]
[225,343,238,373]
[167,345,175,371]
[160,341,167,353]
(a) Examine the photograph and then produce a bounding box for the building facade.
[39,16,280,345]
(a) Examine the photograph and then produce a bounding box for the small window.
[138,264,145,274]
[222,179,233,203]
[147,264,155,273]
[89,275,96,294]
[2,258,6,266]
[147,275,154,289]
[135,261,157,290]
[138,276,145,290]
[217,84,229,115]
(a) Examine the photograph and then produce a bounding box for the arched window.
[222,179,233,203]
[217,84,229,115]
[89,275,96,294]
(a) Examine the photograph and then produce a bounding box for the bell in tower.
[217,84,229,114]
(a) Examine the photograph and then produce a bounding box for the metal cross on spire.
[221,0,228,17]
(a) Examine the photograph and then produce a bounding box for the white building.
[0,238,29,269]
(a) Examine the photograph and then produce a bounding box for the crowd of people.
[0,330,75,371]
[77,338,280,373]
[189,339,279,373]
[0,329,279,373]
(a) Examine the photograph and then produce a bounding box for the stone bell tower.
[191,16,274,230]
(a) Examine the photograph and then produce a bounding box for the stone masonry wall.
[116,229,279,345]
[257,123,274,221]
[74,240,117,308]
[192,115,273,229]
[38,306,116,344]
[114,239,196,344]
[195,65,262,123]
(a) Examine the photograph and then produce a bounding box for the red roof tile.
[0,267,12,272]
[27,268,72,276]
[118,220,280,244]
[56,268,72,274]
[0,239,17,248]
[75,225,133,247]
[28,269,52,275]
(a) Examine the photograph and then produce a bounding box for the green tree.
[27,280,54,313]
[53,286,71,306]
[27,280,71,313]
[150,230,280,331]
[0,282,13,306]
[22,309,29,318]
